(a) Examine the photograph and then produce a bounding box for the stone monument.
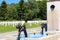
[47,0,60,31]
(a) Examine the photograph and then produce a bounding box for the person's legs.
[41,27,44,35]
[45,27,48,35]
[45,26,47,32]
[17,29,21,40]
[23,24,27,37]
[24,30,27,37]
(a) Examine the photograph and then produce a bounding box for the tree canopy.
[0,0,47,21]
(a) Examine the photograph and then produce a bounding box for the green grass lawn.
[0,23,41,33]
[26,23,41,28]
[0,25,16,33]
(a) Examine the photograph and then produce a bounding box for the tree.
[22,2,29,22]
[17,0,25,20]
[7,4,18,20]
[17,0,28,22]
[0,0,47,21]
[28,0,39,19]
[37,0,47,20]
[0,0,7,20]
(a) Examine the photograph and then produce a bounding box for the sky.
[0,0,27,4]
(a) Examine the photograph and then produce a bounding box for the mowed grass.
[0,25,16,33]
[0,23,41,33]
[26,23,41,28]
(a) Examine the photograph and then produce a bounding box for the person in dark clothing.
[22,23,27,37]
[16,23,22,40]
[41,23,47,35]
[16,23,27,40]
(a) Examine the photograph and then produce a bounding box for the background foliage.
[0,0,47,21]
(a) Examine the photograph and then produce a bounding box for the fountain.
[16,22,48,40]
[15,0,60,40]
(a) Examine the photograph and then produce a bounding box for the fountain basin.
[20,33,47,40]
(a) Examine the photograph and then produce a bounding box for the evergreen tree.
[17,0,24,20]
[0,0,7,20]
[28,0,39,20]
[37,0,47,20]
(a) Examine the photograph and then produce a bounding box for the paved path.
[0,27,41,39]
[0,27,60,40]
